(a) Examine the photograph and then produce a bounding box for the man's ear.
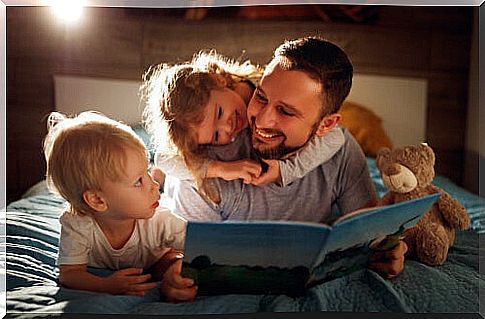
[315,113,341,137]
[83,190,108,212]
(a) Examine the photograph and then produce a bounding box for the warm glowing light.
[51,0,85,23]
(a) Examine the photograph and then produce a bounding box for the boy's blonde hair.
[44,111,147,215]
[141,51,262,202]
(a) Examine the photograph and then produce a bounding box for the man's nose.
[255,104,277,128]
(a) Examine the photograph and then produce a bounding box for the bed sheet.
[4,159,484,315]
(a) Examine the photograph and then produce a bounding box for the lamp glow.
[51,0,85,23]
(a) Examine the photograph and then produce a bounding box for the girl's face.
[196,87,248,146]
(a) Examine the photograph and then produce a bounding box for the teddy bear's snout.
[385,163,402,176]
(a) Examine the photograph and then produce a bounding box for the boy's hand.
[207,160,262,184]
[251,159,280,186]
[161,259,198,302]
[368,240,408,279]
[106,268,158,296]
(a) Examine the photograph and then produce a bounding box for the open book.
[181,193,440,296]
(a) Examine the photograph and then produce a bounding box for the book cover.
[181,193,440,296]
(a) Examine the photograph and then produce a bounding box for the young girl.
[142,51,345,200]
[44,111,196,302]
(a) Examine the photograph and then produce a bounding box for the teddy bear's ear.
[419,143,435,164]
[376,147,391,169]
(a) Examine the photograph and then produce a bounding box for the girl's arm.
[278,127,345,186]
[59,264,157,296]
[206,159,262,184]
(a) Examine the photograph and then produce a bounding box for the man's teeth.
[256,129,278,139]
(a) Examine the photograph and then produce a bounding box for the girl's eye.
[255,90,267,103]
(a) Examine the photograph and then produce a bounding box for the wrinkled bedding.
[4,159,485,315]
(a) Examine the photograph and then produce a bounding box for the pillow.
[339,101,393,157]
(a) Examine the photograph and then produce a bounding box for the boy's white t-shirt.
[57,203,187,270]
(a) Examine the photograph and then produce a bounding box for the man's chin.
[253,142,301,160]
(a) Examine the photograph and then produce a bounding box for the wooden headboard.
[54,73,428,148]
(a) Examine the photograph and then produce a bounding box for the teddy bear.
[375,143,470,266]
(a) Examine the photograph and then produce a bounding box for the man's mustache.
[250,117,284,136]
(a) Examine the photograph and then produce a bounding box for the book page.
[320,193,440,260]
[182,220,331,296]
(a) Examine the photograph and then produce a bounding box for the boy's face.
[196,87,248,145]
[99,147,160,220]
[247,64,324,159]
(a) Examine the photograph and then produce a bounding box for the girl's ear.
[315,113,341,137]
[83,190,108,212]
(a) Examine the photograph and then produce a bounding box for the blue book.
[181,193,440,296]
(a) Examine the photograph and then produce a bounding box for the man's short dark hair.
[271,37,353,117]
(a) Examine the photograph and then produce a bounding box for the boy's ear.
[315,113,341,137]
[83,190,108,212]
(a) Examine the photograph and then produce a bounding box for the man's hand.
[207,160,262,184]
[368,240,408,279]
[161,259,198,302]
[105,268,158,296]
[251,159,281,186]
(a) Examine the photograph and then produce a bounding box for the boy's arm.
[279,127,345,186]
[59,264,157,296]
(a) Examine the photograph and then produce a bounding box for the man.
[164,37,407,278]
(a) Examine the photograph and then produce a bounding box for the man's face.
[247,64,323,159]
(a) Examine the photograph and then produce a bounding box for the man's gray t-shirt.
[162,127,376,223]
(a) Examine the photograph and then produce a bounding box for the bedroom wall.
[6,6,475,203]
[464,7,483,197]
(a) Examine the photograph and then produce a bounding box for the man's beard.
[250,117,312,160]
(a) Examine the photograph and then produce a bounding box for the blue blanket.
[5,159,485,314]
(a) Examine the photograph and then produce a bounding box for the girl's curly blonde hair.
[141,50,262,203]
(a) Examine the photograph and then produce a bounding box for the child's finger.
[165,286,198,302]
[131,273,153,283]
[117,267,144,276]
[131,281,158,291]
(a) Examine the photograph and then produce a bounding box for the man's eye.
[134,178,142,187]
[278,106,294,116]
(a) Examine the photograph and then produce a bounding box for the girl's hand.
[251,159,280,186]
[106,268,158,296]
[207,160,262,184]
[161,259,198,302]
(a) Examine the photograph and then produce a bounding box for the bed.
[5,70,484,315]
[4,150,485,315]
